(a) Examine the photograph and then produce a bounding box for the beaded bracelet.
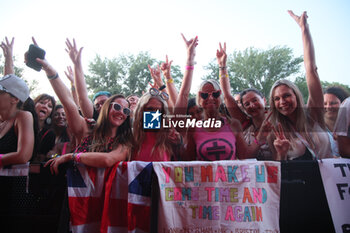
[186,65,194,70]
[219,73,229,78]
[219,66,227,70]
[167,78,174,84]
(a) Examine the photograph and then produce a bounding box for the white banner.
[318,158,350,233]
[153,160,281,233]
[0,162,29,176]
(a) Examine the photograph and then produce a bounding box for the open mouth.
[39,110,47,118]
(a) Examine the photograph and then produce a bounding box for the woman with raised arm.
[217,43,250,126]
[218,43,275,161]
[217,43,273,160]
[21,38,134,174]
[173,36,265,161]
[268,11,333,160]
[0,37,37,166]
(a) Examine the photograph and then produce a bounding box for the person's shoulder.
[16,110,33,121]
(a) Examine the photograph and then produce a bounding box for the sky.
[1,0,350,97]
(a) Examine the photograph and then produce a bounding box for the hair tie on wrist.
[219,66,227,70]
[159,84,166,91]
[47,73,59,80]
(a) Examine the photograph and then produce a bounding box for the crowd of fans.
[0,11,349,174]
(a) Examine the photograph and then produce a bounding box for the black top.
[37,128,56,156]
[0,125,17,154]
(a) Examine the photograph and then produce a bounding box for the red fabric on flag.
[127,203,151,232]
[67,161,152,233]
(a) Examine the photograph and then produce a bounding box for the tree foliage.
[203,46,304,98]
[295,76,350,103]
[85,52,183,97]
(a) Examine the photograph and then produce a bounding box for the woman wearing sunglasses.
[131,88,181,161]
[23,38,133,174]
[182,79,262,161]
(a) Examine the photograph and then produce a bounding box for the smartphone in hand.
[25,44,46,71]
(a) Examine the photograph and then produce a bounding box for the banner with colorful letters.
[153,160,281,233]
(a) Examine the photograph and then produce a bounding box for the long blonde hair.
[90,95,134,155]
[269,79,315,151]
[132,92,173,160]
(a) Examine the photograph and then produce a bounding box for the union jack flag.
[67,161,153,233]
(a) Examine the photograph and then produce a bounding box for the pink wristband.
[76,152,82,163]
[0,154,3,167]
[186,65,194,70]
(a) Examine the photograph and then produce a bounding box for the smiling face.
[324,93,341,120]
[272,84,298,118]
[198,83,221,113]
[35,98,53,121]
[242,91,265,118]
[94,95,109,113]
[108,98,130,128]
[53,107,66,127]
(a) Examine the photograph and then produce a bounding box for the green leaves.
[204,46,304,99]
[86,52,182,98]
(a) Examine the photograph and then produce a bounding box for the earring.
[46,117,52,125]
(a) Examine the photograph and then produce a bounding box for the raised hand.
[64,66,74,84]
[272,123,290,160]
[27,37,56,76]
[148,64,163,88]
[181,33,198,65]
[0,37,14,58]
[65,38,83,65]
[216,42,227,67]
[288,10,308,29]
[160,55,173,80]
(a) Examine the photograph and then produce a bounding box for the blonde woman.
[268,11,333,160]
[131,91,180,161]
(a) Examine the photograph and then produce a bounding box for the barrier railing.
[0,160,338,233]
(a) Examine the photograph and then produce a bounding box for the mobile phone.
[26,44,46,71]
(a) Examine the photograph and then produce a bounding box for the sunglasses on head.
[199,90,221,100]
[149,88,169,101]
[110,102,131,116]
